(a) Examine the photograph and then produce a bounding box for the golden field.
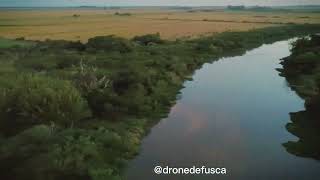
[0,8,319,42]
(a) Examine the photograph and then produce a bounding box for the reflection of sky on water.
[126,40,320,180]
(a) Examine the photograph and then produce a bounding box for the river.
[125,39,320,180]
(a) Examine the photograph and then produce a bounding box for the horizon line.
[1,4,320,8]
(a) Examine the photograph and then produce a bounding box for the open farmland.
[0,8,319,42]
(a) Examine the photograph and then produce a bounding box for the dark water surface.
[125,39,320,180]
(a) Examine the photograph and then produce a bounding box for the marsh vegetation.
[0,24,320,179]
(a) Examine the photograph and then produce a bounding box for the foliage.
[114,12,132,16]
[0,119,146,180]
[87,36,133,53]
[1,24,320,179]
[73,61,111,94]
[16,53,82,71]
[0,74,90,131]
[0,38,33,49]
[132,33,164,45]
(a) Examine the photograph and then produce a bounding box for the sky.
[1,0,320,7]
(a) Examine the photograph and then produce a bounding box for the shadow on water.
[283,98,320,161]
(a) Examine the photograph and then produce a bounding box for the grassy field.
[1,8,319,42]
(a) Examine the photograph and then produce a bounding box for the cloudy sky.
[1,0,320,7]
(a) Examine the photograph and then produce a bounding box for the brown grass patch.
[0,8,319,42]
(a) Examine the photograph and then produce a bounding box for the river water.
[125,39,320,180]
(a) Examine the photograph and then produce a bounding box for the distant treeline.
[226,5,320,13]
[2,6,320,13]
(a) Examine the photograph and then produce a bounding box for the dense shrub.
[16,53,81,71]
[0,74,90,129]
[295,52,319,63]
[73,61,110,95]
[114,12,131,16]
[280,35,320,76]
[55,54,81,69]
[112,69,144,95]
[83,68,151,117]
[87,36,133,53]
[290,37,311,55]
[0,120,146,180]
[35,40,85,52]
[132,33,164,45]
[17,54,57,71]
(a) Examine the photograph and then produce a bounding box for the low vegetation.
[0,38,33,49]
[114,12,132,16]
[279,35,320,100]
[1,24,320,180]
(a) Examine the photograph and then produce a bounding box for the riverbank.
[1,24,320,180]
[278,35,320,160]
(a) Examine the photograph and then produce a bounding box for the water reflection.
[283,100,320,160]
[126,40,320,180]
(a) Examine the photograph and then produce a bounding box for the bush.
[0,123,144,180]
[86,36,133,53]
[55,54,81,69]
[290,37,310,55]
[36,40,85,52]
[17,55,57,71]
[114,12,131,16]
[295,52,319,63]
[0,74,90,129]
[16,53,81,71]
[73,61,110,95]
[132,33,164,45]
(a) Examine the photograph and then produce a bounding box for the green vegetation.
[0,74,90,134]
[226,5,320,13]
[0,38,33,49]
[279,35,320,99]
[227,5,245,10]
[132,33,164,45]
[1,24,320,180]
[278,35,320,160]
[114,12,132,16]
